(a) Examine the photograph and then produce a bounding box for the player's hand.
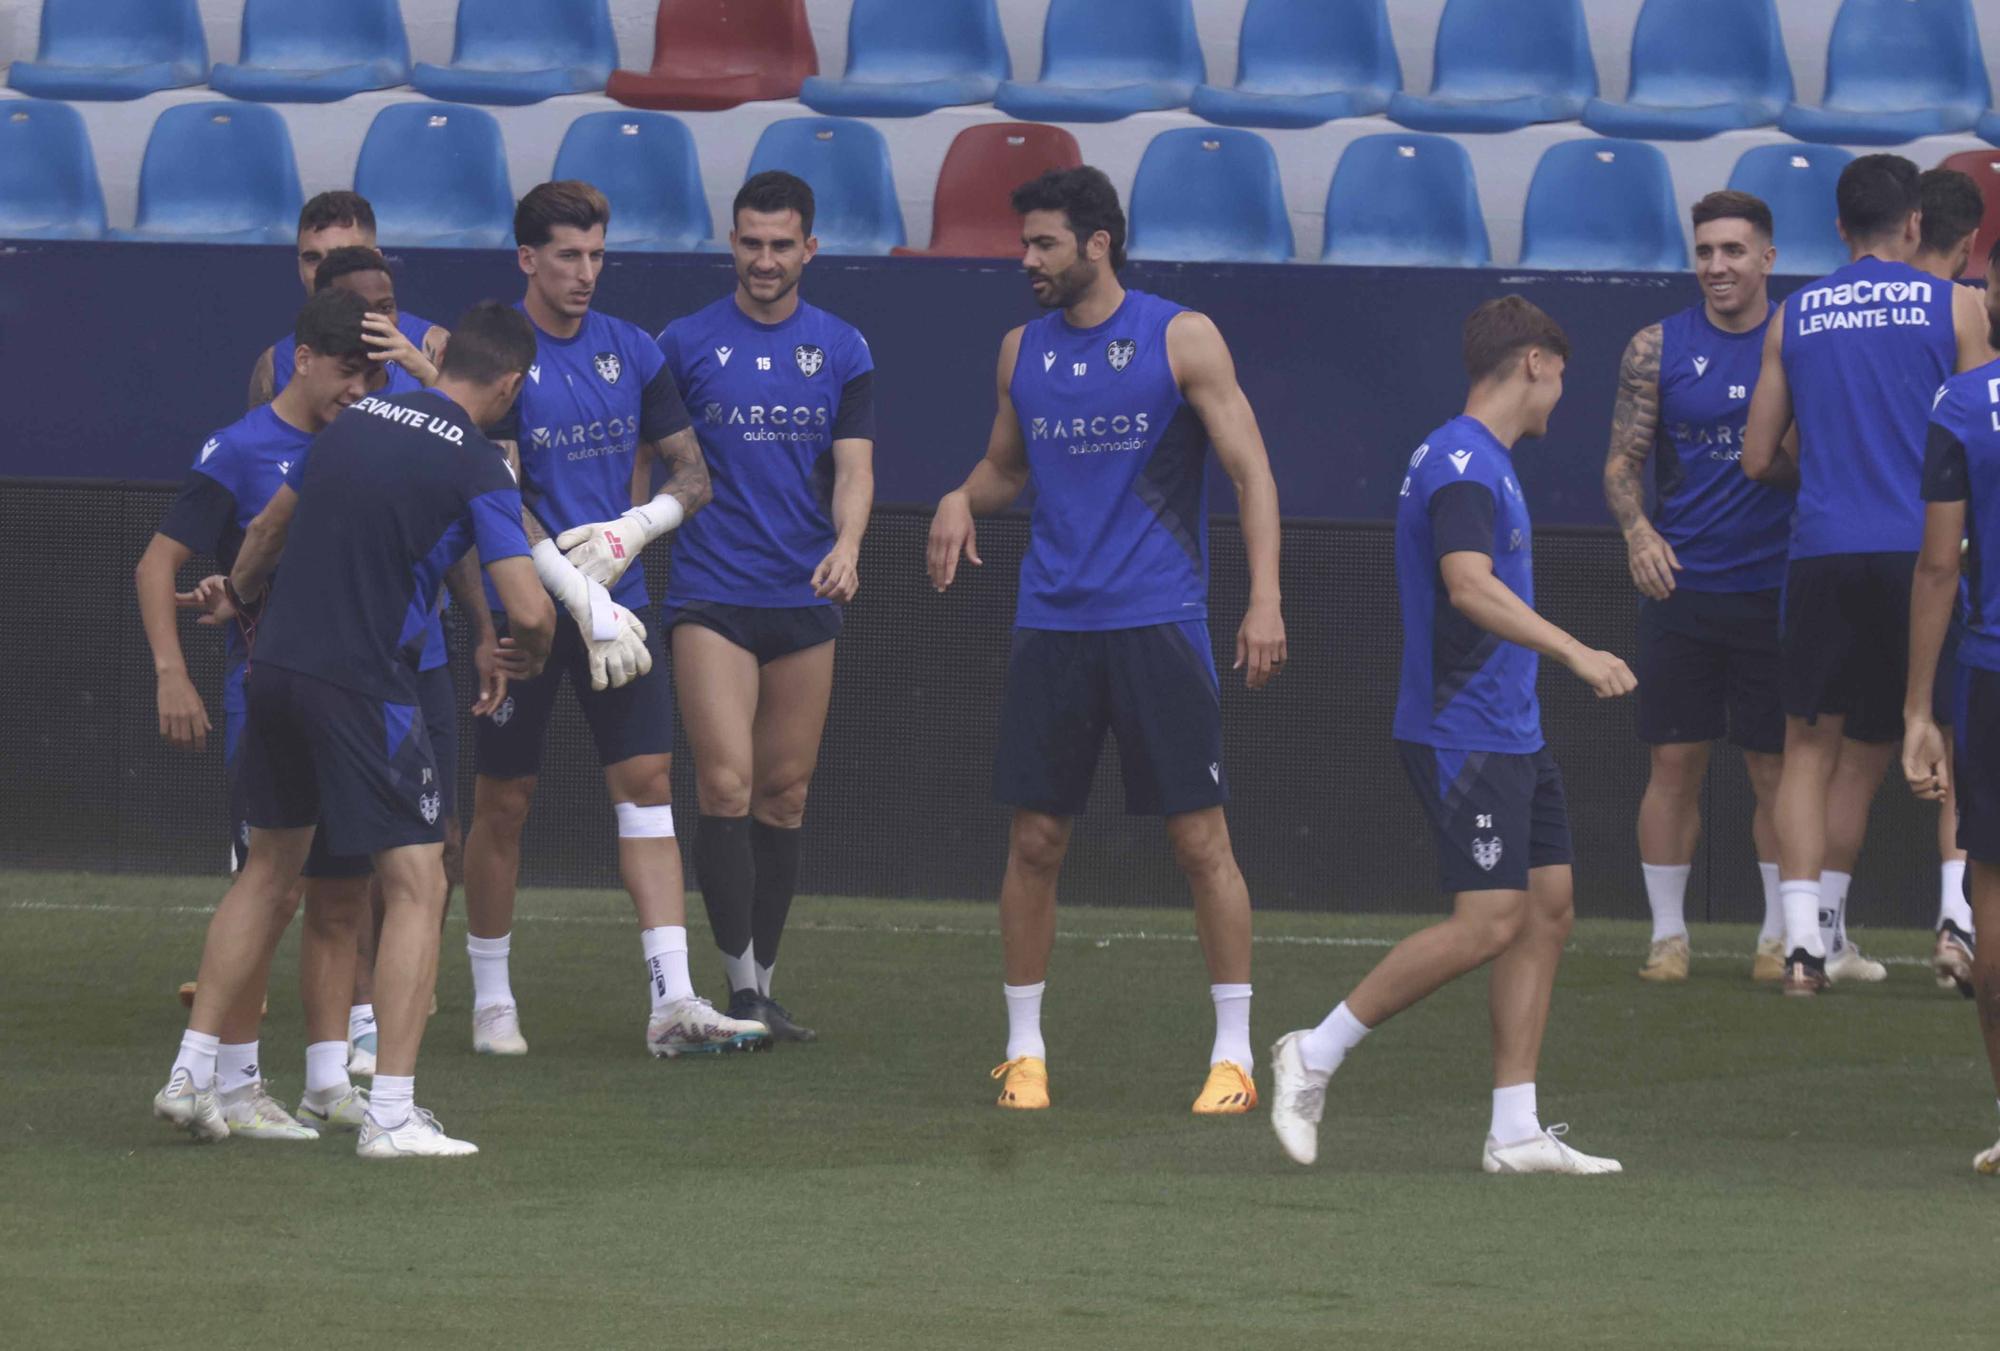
[1234,596,1287,690]
[1903,715,1950,802]
[157,668,210,751]
[177,574,235,626]
[927,491,980,591]
[584,606,651,691]
[812,543,860,603]
[557,515,648,588]
[1566,646,1637,699]
[493,635,542,682]
[1624,524,1680,601]
[469,632,508,717]
[363,312,436,385]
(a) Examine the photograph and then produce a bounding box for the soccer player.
[926,167,1286,1114]
[649,171,874,1040]
[1903,239,2000,1171]
[1270,296,1633,1175]
[461,181,767,1058]
[161,300,555,1156]
[1742,154,1990,996]
[1604,191,1791,984]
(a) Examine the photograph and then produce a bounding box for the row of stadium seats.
[11,92,1999,273]
[7,0,2000,146]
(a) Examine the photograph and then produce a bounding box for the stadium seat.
[1581,0,1790,140]
[607,0,817,113]
[1937,149,2000,278]
[1126,129,1293,265]
[411,0,616,106]
[1191,0,1401,129]
[7,0,208,101]
[209,0,411,104]
[1320,133,1489,268]
[895,123,1082,258]
[1779,0,1988,145]
[0,99,106,240]
[994,0,1204,123]
[799,0,1008,117]
[1518,139,1684,272]
[744,117,903,255]
[1726,145,1853,278]
[551,111,708,252]
[353,103,513,248]
[115,103,301,245]
[1387,0,1596,132]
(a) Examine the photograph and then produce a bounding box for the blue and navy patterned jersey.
[1925,359,2000,673]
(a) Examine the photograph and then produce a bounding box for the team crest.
[419,792,441,826]
[593,352,622,385]
[1106,338,1136,372]
[1472,836,1503,872]
[492,696,515,728]
[794,344,825,377]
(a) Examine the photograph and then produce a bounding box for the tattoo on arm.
[654,428,712,517]
[1604,325,1662,534]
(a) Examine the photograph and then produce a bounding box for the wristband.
[626,493,685,543]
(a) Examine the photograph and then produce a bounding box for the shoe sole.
[472,1042,528,1056]
[1637,966,1688,982]
[1935,948,1976,998]
[649,1032,772,1059]
[996,1096,1049,1110]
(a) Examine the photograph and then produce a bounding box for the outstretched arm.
[928,326,1031,591]
[1741,307,1796,484]
[1603,324,1679,600]
[1441,551,1635,699]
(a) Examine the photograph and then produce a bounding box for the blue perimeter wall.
[0,242,1813,525]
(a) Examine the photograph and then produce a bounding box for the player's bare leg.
[993,809,1071,1108]
[1489,864,1575,1091]
[1774,714,1845,993]
[1822,737,1895,982]
[678,625,763,997]
[1745,750,1785,979]
[291,875,372,1130]
[1966,862,2000,1173]
[743,640,834,1038]
[463,773,536,1052]
[1636,741,1706,981]
[1938,749,1975,994]
[1165,807,1258,1112]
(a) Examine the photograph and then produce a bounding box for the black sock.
[694,815,754,990]
[750,820,802,975]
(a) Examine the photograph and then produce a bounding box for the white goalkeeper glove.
[584,605,652,691]
[555,494,685,588]
[531,539,619,641]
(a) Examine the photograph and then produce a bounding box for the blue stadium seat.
[1387,0,1596,133]
[115,103,301,244]
[0,99,106,240]
[552,111,708,252]
[412,0,615,106]
[8,0,208,100]
[353,103,513,248]
[1191,0,1401,129]
[210,0,411,104]
[799,0,1008,117]
[744,117,904,255]
[1726,144,1853,278]
[994,0,1204,123]
[1779,0,1988,145]
[1582,0,1790,140]
[1320,133,1489,268]
[1519,139,1684,272]
[1127,129,1293,264]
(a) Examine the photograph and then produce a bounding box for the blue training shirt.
[1393,415,1543,754]
[271,309,435,399]
[255,390,530,704]
[1781,256,1957,558]
[657,294,875,608]
[1924,360,2000,672]
[1008,289,1208,630]
[1654,302,1791,592]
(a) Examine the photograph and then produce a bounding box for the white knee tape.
[615,802,676,839]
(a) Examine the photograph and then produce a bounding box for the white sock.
[1490,1082,1541,1145]
[756,961,774,998]
[1209,983,1253,1070]
[1757,862,1783,942]
[216,1041,260,1095]
[467,932,515,1010]
[348,1003,377,1042]
[1780,879,1825,958]
[1819,870,1852,955]
[172,1029,220,1090]
[305,1040,351,1097]
[1942,859,1973,933]
[1004,981,1046,1060]
[1642,862,1691,942]
[720,946,759,998]
[368,1073,414,1130]
[1299,1001,1369,1077]
[641,926,696,1009]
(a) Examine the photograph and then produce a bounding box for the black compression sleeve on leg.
[750,820,803,968]
[694,815,754,962]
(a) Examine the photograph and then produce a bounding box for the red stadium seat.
[606,0,817,112]
[1938,149,2000,279]
[894,123,1083,258]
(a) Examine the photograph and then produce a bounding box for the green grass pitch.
[2,869,1995,1349]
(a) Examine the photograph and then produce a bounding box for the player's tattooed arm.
[650,427,713,518]
[1741,305,1797,485]
[928,326,1030,592]
[1605,323,1678,600]
[247,346,276,409]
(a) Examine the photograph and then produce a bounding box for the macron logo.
[527,364,541,385]
[1448,449,1473,475]
[199,438,219,464]
[1042,350,1057,373]
[716,346,733,367]
[1692,356,1709,377]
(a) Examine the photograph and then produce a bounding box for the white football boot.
[152,1068,229,1143]
[218,1081,320,1140]
[1268,1031,1331,1166]
[645,996,769,1057]
[1482,1124,1623,1175]
[356,1107,478,1159]
[472,1003,528,1056]
[296,1084,371,1132]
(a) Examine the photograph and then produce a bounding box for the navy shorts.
[667,598,841,665]
[1635,587,1783,753]
[237,664,446,859]
[1955,665,2000,864]
[1780,552,1916,744]
[474,605,673,779]
[994,622,1227,817]
[1396,741,1573,894]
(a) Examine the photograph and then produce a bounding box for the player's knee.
[1009,814,1070,875]
[696,765,752,818]
[1647,745,1707,799]
[1167,815,1235,882]
[1461,898,1528,957]
[473,776,536,838]
[618,765,672,808]
[751,773,811,830]
[303,880,367,938]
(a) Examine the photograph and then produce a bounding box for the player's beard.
[1032,258,1097,310]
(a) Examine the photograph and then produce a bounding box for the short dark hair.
[1011,166,1127,271]
[440,301,537,385]
[515,180,610,248]
[1463,295,1569,382]
[1920,167,1985,256]
[298,190,375,238]
[1691,189,1773,239]
[292,288,372,363]
[1837,154,1922,242]
[733,170,815,238]
[312,245,392,293]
